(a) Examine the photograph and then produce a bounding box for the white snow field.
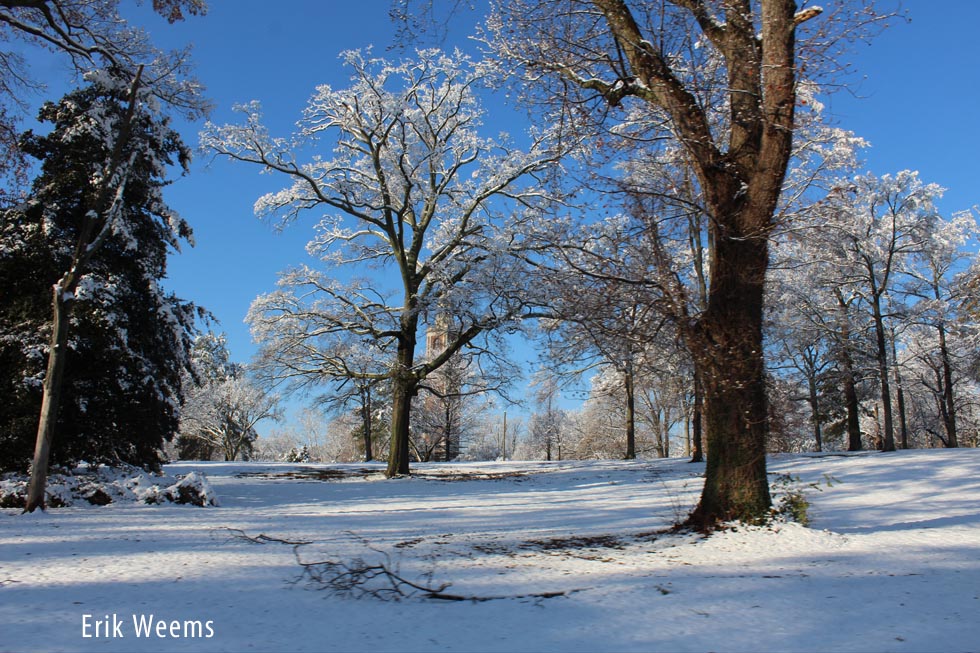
[1,449,978,652]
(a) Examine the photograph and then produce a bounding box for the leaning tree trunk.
[24,287,72,512]
[687,223,772,527]
[24,66,144,512]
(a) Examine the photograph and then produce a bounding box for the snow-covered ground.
[1,449,978,652]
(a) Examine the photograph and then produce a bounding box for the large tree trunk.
[386,329,418,477]
[589,0,802,526]
[25,286,72,512]
[841,361,863,452]
[688,227,772,527]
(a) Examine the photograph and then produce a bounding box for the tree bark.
[938,324,959,448]
[687,231,772,526]
[870,295,895,451]
[583,0,802,525]
[624,360,636,459]
[835,290,862,451]
[889,332,908,449]
[362,385,374,462]
[24,287,71,512]
[841,360,862,452]
[386,326,418,477]
[690,368,704,463]
[806,373,823,452]
[23,66,144,512]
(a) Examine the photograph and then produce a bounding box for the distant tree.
[812,172,943,451]
[527,374,567,461]
[0,71,199,510]
[904,212,979,448]
[177,333,281,461]
[206,49,560,477]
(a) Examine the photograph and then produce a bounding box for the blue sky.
[22,2,980,421]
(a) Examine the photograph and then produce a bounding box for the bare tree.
[205,49,561,477]
[812,172,943,451]
[488,0,894,526]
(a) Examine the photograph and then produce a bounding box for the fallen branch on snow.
[221,528,582,603]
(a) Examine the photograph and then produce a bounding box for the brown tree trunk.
[624,361,636,459]
[386,329,418,477]
[24,66,144,512]
[687,226,772,527]
[807,374,823,452]
[24,286,71,512]
[887,329,909,449]
[842,363,863,452]
[871,295,895,451]
[938,325,959,448]
[588,0,803,526]
[836,290,863,451]
[690,368,704,463]
[361,385,374,462]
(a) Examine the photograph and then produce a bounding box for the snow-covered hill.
[2,449,978,652]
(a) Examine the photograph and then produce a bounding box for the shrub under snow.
[0,464,219,508]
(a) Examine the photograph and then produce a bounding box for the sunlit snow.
[1,449,978,652]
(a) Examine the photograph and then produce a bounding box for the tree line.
[7,1,971,531]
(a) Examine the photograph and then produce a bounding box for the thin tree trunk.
[871,296,895,451]
[807,374,823,452]
[889,332,909,449]
[443,400,453,462]
[624,361,636,460]
[24,287,71,512]
[836,291,862,451]
[690,368,704,463]
[24,66,144,512]
[938,324,959,448]
[362,385,373,462]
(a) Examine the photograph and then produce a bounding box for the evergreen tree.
[0,71,198,477]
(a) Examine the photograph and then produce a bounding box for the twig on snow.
[223,528,582,603]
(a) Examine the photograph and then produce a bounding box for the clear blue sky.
[24,2,980,421]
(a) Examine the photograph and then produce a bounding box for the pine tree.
[0,71,198,487]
